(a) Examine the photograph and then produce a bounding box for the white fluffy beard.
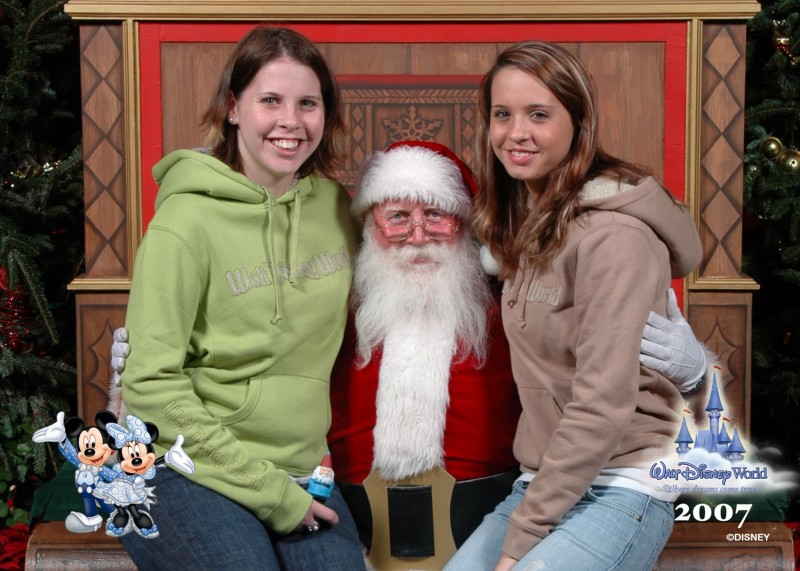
[352,230,492,480]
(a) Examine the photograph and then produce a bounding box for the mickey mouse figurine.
[32,410,119,533]
[92,414,194,539]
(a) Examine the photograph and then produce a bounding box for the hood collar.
[579,176,702,278]
[153,149,313,326]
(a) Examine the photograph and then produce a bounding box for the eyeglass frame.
[370,205,461,243]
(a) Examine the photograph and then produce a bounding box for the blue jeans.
[444,482,673,571]
[120,467,366,571]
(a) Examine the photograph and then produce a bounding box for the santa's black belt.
[340,468,520,551]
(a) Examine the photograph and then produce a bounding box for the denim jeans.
[444,481,674,571]
[119,467,366,571]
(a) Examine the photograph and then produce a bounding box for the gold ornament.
[9,160,61,180]
[773,20,790,47]
[777,148,800,171]
[773,20,800,65]
[761,136,783,159]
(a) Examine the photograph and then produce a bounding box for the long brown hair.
[473,41,652,279]
[201,26,345,179]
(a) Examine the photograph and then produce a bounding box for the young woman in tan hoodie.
[445,40,703,571]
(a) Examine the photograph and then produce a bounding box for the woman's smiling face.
[489,66,575,197]
[228,57,325,195]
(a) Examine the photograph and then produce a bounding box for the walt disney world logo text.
[650,461,768,488]
[648,371,776,496]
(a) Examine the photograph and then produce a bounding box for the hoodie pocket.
[219,375,330,456]
[217,378,262,426]
[514,386,564,463]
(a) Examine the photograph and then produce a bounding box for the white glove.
[110,327,130,387]
[132,476,145,490]
[164,435,195,475]
[33,411,67,444]
[640,288,706,393]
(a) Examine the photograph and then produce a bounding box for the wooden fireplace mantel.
[63,0,761,21]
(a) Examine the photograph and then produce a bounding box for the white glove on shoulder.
[110,327,130,387]
[640,288,706,393]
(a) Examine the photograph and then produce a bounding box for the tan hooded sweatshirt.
[500,176,702,559]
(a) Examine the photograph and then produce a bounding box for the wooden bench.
[25,520,794,570]
[25,522,137,571]
[656,521,795,570]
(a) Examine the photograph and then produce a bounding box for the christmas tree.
[0,0,83,530]
[744,0,800,513]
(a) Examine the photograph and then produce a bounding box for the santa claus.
[328,141,522,570]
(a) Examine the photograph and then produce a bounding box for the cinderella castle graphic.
[674,374,747,463]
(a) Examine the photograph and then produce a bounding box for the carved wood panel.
[699,24,747,279]
[79,24,127,278]
[687,24,754,436]
[687,290,752,436]
[75,293,128,417]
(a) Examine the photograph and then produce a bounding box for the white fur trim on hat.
[352,146,472,219]
[480,244,502,276]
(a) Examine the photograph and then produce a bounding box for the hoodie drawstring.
[265,188,303,325]
[288,191,301,288]
[508,258,528,329]
[265,198,283,325]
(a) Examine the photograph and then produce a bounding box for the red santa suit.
[329,299,519,482]
[328,293,521,549]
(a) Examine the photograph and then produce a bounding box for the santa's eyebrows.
[379,206,408,216]
[376,206,419,220]
[381,206,447,216]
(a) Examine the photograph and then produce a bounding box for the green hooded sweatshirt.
[122,149,355,533]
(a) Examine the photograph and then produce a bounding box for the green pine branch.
[0,346,75,385]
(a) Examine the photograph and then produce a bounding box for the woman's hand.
[295,499,339,534]
[493,554,518,571]
[494,553,519,571]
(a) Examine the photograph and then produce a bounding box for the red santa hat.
[351,140,477,220]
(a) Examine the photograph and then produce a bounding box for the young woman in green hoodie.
[118,26,365,570]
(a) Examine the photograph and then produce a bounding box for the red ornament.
[773,20,800,66]
[0,285,35,352]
